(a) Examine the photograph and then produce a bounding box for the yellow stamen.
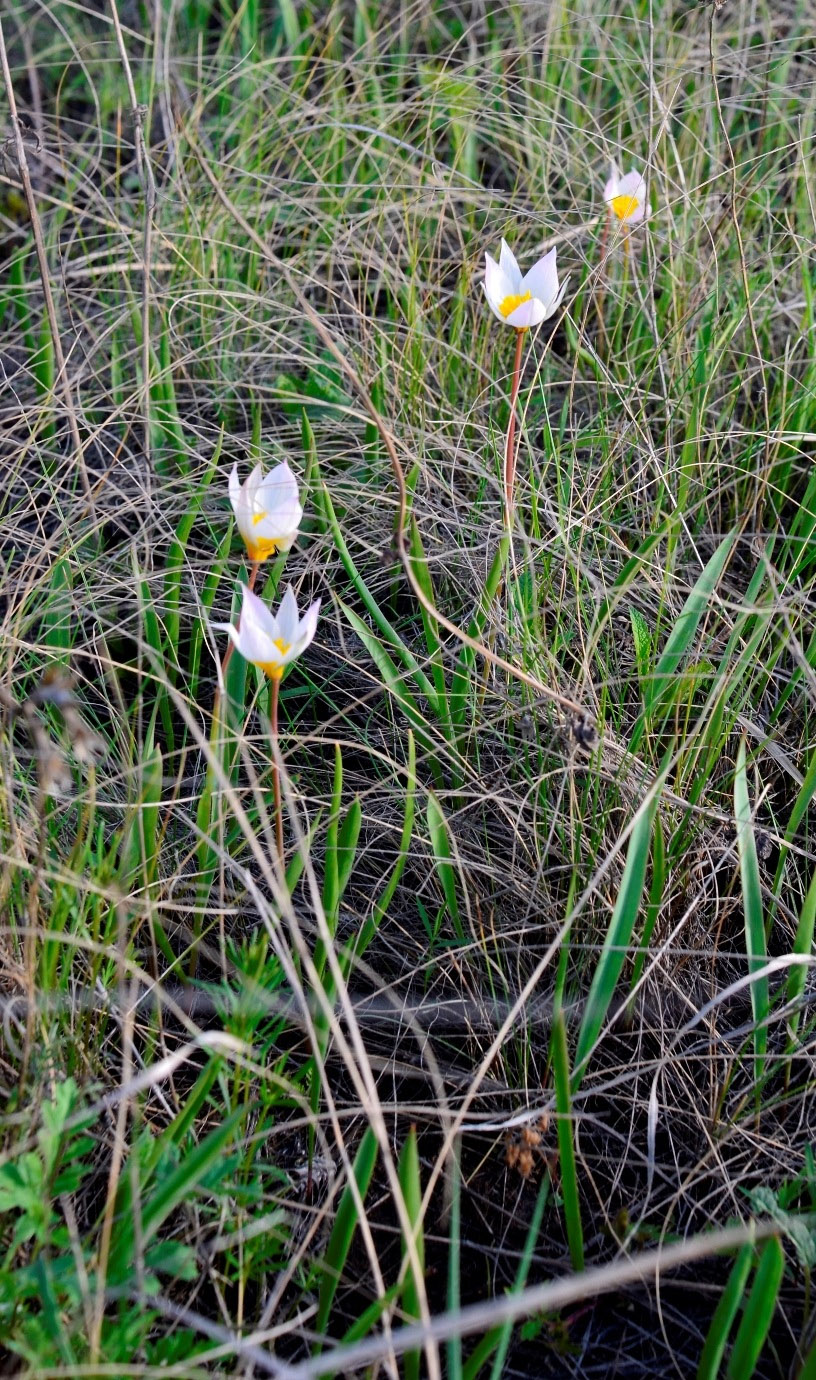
[252,510,268,527]
[245,535,283,562]
[610,194,640,221]
[498,290,532,320]
[256,638,291,682]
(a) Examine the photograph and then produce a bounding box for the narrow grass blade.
[573,783,662,1087]
[118,734,163,892]
[551,1007,584,1271]
[724,1237,784,1379]
[630,530,737,753]
[398,1126,424,1380]
[342,730,416,971]
[786,864,816,1053]
[771,743,816,905]
[649,534,737,703]
[322,743,343,927]
[426,794,464,942]
[734,737,768,1088]
[44,557,73,661]
[314,1127,379,1345]
[449,535,509,733]
[696,1244,753,1380]
[462,1175,550,1380]
[409,516,452,740]
[629,605,652,692]
[336,797,362,905]
[626,811,666,1021]
[343,601,442,777]
[164,434,223,666]
[321,484,440,713]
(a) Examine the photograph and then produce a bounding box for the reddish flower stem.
[504,327,525,528]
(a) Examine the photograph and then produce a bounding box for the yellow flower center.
[256,638,291,682]
[498,290,532,319]
[245,534,283,562]
[610,193,640,221]
[252,510,269,526]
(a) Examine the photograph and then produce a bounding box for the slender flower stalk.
[484,239,569,525]
[504,327,525,530]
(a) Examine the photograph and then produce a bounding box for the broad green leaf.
[696,1245,753,1380]
[314,1127,379,1343]
[725,1237,784,1379]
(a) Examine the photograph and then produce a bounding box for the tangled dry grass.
[2,0,816,1376]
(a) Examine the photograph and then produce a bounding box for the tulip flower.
[217,584,319,681]
[229,461,303,563]
[216,583,319,864]
[483,239,568,330]
[603,161,647,226]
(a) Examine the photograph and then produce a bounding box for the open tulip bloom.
[217,584,320,681]
[229,461,304,562]
[603,161,647,226]
[483,240,568,330]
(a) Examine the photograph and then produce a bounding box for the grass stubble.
[1,0,816,1375]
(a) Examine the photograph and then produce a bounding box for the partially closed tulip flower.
[604,161,647,225]
[217,584,319,681]
[483,239,568,330]
[229,461,303,562]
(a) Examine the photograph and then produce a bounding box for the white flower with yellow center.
[229,461,303,563]
[216,584,320,681]
[483,240,568,330]
[603,161,647,225]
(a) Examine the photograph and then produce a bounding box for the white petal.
[296,598,320,651]
[484,252,513,312]
[214,620,241,650]
[275,586,300,647]
[520,248,560,312]
[549,275,569,314]
[483,280,514,325]
[498,239,522,291]
[245,463,264,505]
[607,162,626,197]
[617,169,645,201]
[242,584,279,640]
[505,297,545,328]
[228,463,242,517]
[255,461,299,514]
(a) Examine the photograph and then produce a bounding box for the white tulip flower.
[483,239,568,330]
[229,461,303,562]
[603,161,647,225]
[217,584,320,681]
